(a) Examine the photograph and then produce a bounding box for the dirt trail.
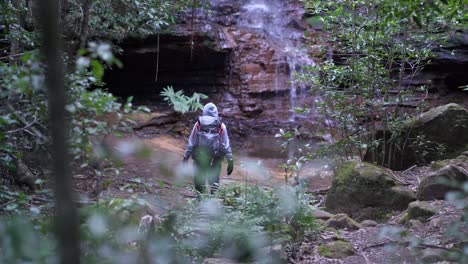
[78,127,333,214]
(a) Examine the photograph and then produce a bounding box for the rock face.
[366,103,468,170]
[325,161,415,221]
[419,29,468,94]
[104,0,319,119]
[418,164,468,200]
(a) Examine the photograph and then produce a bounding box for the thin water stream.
[239,0,315,121]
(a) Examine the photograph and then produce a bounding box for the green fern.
[160,86,208,114]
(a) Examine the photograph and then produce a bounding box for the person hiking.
[183,102,234,193]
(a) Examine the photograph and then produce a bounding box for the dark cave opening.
[104,34,229,106]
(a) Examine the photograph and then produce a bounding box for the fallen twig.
[389,209,408,223]
[359,249,372,264]
[402,165,417,174]
[387,170,410,185]
[0,199,17,208]
[32,196,52,203]
[0,52,27,61]
[363,238,452,251]
[7,104,47,141]
[7,117,37,134]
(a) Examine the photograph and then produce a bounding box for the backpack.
[194,116,223,158]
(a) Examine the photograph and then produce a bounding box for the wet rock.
[326,213,361,231]
[417,165,468,200]
[360,220,378,227]
[325,161,415,221]
[317,240,355,259]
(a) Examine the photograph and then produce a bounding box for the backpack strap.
[191,120,201,140]
[218,123,224,135]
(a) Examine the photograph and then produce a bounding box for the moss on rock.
[401,201,437,224]
[318,240,355,259]
[326,213,361,231]
[325,161,415,221]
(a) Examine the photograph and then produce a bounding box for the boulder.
[365,103,468,170]
[360,220,378,227]
[417,165,468,200]
[325,161,415,221]
[317,240,355,259]
[404,201,437,223]
[312,209,335,220]
[326,213,361,231]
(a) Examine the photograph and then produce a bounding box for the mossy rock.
[401,201,437,224]
[431,155,468,170]
[417,165,468,200]
[326,213,361,231]
[325,161,415,221]
[318,240,355,259]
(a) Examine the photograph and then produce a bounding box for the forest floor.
[73,123,332,215]
[69,117,463,264]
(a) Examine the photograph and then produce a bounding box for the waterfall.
[238,0,315,121]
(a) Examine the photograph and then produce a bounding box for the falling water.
[239,0,315,121]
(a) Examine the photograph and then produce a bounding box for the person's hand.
[227,159,234,175]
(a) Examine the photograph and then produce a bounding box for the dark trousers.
[193,157,222,194]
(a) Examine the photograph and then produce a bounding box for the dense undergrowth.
[0,183,318,263]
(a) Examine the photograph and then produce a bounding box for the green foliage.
[63,0,210,40]
[0,216,55,264]
[160,86,208,114]
[299,0,464,163]
[444,180,468,262]
[0,0,38,55]
[275,128,314,184]
[0,43,144,208]
[169,183,317,261]
[0,184,318,263]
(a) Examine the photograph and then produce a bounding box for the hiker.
[183,102,234,193]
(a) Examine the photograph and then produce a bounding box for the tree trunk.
[38,0,80,263]
[79,0,90,49]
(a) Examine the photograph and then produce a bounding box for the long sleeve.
[220,123,233,160]
[183,123,198,160]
